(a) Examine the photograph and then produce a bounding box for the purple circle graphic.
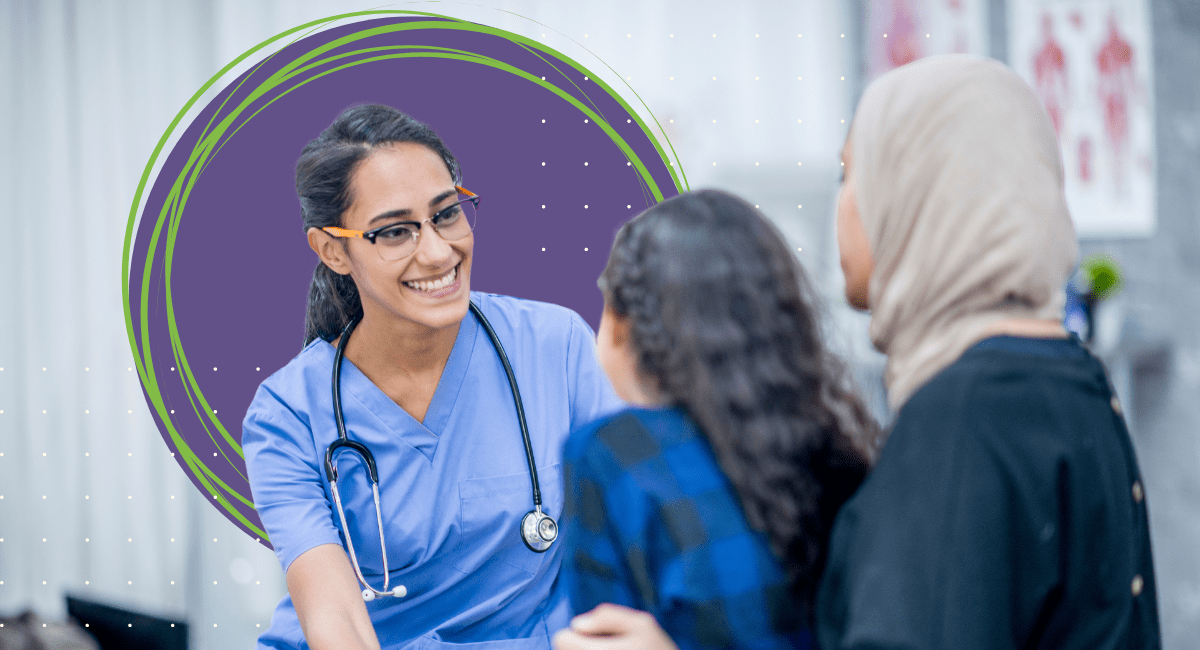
[123,12,681,545]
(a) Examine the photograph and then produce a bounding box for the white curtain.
[0,1,291,647]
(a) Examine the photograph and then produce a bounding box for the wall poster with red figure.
[1011,0,1156,236]
[865,0,991,81]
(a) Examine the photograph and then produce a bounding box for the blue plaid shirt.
[561,407,812,650]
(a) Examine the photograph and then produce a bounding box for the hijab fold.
[851,55,1078,411]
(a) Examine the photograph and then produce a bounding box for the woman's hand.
[288,543,382,650]
[552,604,679,650]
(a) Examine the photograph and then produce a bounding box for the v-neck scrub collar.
[324,310,480,461]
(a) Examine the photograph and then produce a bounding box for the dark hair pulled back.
[296,104,462,346]
[599,190,878,616]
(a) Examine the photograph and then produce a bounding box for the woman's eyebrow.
[367,208,413,226]
[366,189,459,226]
[428,189,456,207]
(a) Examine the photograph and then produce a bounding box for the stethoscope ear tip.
[361,586,407,601]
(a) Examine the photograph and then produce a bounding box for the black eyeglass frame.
[358,193,481,245]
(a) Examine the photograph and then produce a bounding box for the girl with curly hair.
[557,189,877,650]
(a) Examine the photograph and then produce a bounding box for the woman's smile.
[402,262,461,297]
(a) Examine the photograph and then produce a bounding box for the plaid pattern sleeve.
[562,407,813,650]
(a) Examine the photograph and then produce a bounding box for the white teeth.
[406,266,456,292]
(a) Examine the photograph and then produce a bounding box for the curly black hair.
[599,189,878,617]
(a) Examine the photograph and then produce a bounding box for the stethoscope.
[324,301,558,602]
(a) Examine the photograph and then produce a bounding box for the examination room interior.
[1,0,1198,648]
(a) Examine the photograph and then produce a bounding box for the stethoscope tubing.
[466,301,544,510]
[325,316,377,483]
[324,300,554,601]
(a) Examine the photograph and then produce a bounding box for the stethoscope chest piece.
[521,507,558,553]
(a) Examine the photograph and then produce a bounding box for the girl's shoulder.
[564,407,696,467]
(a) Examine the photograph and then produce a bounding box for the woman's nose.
[412,220,455,265]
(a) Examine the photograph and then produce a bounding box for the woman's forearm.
[301,608,380,650]
[288,544,382,650]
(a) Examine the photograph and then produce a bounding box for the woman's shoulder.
[901,335,1107,432]
[879,335,1113,496]
[245,340,333,422]
[470,292,593,338]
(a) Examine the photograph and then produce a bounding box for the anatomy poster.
[1011,0,1156,236]
[865,0,990,80]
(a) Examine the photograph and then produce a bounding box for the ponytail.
[303,262,363,346]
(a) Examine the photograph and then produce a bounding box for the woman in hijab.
[817,52,1160,650]
[554,54,1161,650]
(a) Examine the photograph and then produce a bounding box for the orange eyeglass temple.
[321,226,364,238]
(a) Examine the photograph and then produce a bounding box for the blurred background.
[0,0,1196,648]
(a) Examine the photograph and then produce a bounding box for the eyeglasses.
[321,187,479,261]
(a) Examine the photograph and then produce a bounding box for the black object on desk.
[65,595,187,650]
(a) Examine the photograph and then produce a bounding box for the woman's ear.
[307,227,353,275]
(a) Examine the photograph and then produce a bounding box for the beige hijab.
[851,55,1078,411]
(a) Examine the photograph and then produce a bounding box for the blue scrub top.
[243,293,623,650]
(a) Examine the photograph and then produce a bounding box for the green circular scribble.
[122,9,687,542]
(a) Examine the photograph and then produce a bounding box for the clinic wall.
[1083,0,1200,645]
[832,2,1200,645]
[1,1,1197,649]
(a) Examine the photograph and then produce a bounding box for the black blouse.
[816,336,1161,650]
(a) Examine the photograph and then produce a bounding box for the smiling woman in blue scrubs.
[242,104,622,650]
